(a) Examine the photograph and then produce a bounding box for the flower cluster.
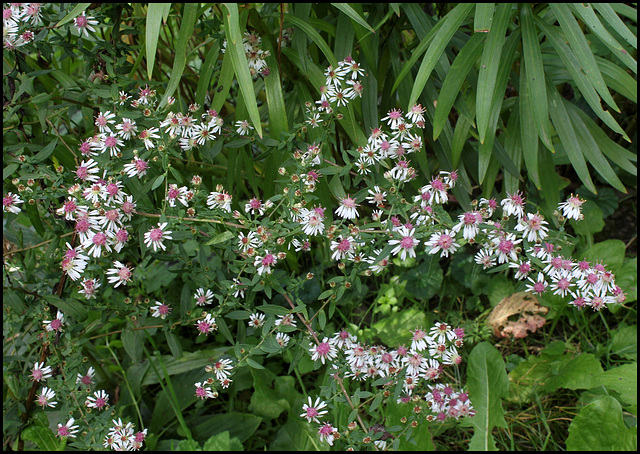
[222,31,271,77]
[103,419,148,451]
[301,323,474,447]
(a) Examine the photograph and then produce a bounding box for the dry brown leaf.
[487,292,548,338]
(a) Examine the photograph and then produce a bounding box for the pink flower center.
[316,342,330,356]
[431,179,445,191]
[249,198,261,209]
[149,229,163,242]
[262,254,275,266]
[342,197,356,208]
[106,183,118,196]
[75,15,87,27]
[105,136,117,148]
[92,233,107,246]
[400,236,415,250]
[438,235,453,250]
[306,407,319,419]
[50,319,62,331]
[337,238,351,252]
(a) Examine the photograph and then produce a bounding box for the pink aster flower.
[106,261,134,287]
[36,387,57,408]
[309,337,338,364]
[335,195,360,220]
[300,396,328,423]
[150,301,172,319]
[85,390,109,410]
[56,417,80,439]
[43,311,65,333]
[31,362,53,382]
[143,222,173,252]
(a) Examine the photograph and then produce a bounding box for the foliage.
[3,3,637,451]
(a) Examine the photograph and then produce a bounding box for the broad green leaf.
[546,78,596,193]
[55,3,92,27]
[21,425,61,451]
[122,328,145,363]
[202,431,243,451]
[331,3,375,34]
[31,139,58,163]
[579,239,626,274]
[592,3,637,49]
[223,4,263,138]
[433,32,485,141]
[615,258,637,305]
[408,3,474,109]
[372,308,429,347]
[205,231,235,246]
[544,353,604,391]
[549,3,621,112]
[570,3,637,74]
[520,4,554,152]
[190,413,262,444]
[476,3,512,144]
[145,4,172,81]
[474,3,495,32]
[463,342,509,451]
[159,3,198,108]
[566,396,637,451]
[596,363,637,401]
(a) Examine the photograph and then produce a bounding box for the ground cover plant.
[3,3,637,451]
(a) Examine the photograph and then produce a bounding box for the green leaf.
[549,3,621,113]
[476,3,512,144]
[463,342,509,451]
[474,3,495,33]
[31,139,58,163]
[159,3,198,108]
[145,4,172,81]
[205,231,234,246]
[189,412,262,444]
[519,58,541,189]
[564,102,627,193]
[566,396,637,451]
[570,3,637,75]
[579,239,626,274]
[393,3,473,95]
[546,78,596,194]
[283,13,338,68]
[592,3,637,49]
[331,3,375,34]
[544,353,605,391]
[223,4,263,138]
[21,425,61,451]
[151,174,165,190]
[407,3,474,109]
[537,19,630,142]
[520,4,554,152]
[372,308,429,347]
[122,328,145,363]
[55,3,92,27]
[202,431,243,451]
[595,363,637,401]
[433,33,485,141]
[195,40,221,108]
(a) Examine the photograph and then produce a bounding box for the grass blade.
[223,3,263,138]
[331,3,376,34]
[592,3,637,49]
[407,3,474,109]
[520,3,554,152]
[433,33,485,141]
[476,3,512,144]
[570,3,637,74]
[549,3,621,111]
[546,78,597,194]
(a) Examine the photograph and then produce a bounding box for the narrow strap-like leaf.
[549,3,620,111]
[56,3,92,27]
[331,3,376,34]
[433,33,485,141]
[407,3,474,109]
[546,78,597,194]
[520,3,554,152]
[596,56,637,103]
[474,3,495,33]
[536,19,630,142]
[519,58,541,189]
[592,3,637,49]
[145,3,172,81]
[392,3,472,94]
[158,3,197,109]
[283,13,338,68]
[195,40,221,108]
[223,3,263,138]
[476,3,512,144]
[570,3,637,74]
[564,101,627,193]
